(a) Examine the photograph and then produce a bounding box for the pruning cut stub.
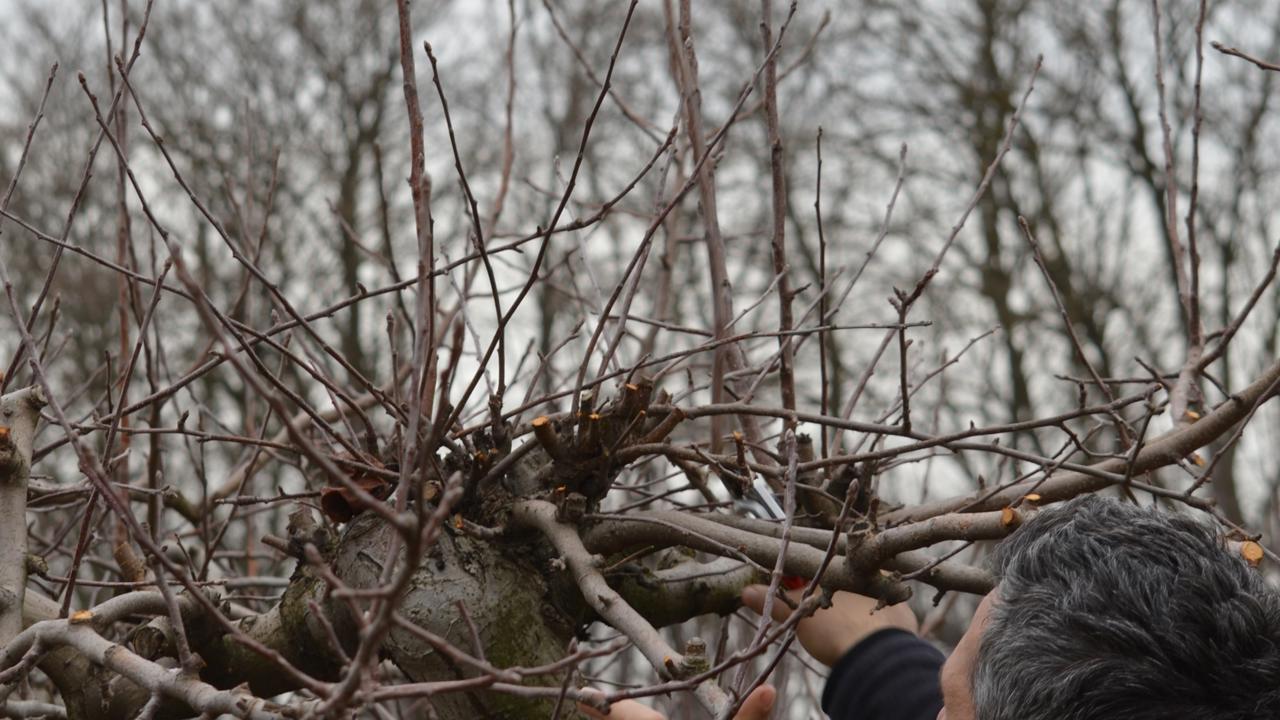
[1000,506,1020,528]
[1242,541,1265,568]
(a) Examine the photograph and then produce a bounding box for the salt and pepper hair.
[971,495,1280,719]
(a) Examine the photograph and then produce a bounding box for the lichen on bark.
[333,511,588,719]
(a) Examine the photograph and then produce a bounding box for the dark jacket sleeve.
[821,628,945,720]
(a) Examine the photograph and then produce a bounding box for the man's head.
[938,495,1280,720]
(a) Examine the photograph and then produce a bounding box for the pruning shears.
[733,477,808,591]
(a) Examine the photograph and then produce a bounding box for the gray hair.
[972,495,1280,719]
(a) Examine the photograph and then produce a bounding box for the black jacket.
[821,629,945,720]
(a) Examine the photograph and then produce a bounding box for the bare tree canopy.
[2,0,1280,717]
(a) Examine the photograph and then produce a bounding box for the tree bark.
[0,385,45,649]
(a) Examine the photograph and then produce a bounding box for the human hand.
[577,685,776,720]
[740,585,918,667]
